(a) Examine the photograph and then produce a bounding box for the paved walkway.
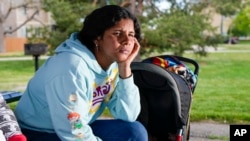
[0,55,49,61]
[189,122,229,141]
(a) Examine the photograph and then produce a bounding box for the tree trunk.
[0,22,6,53]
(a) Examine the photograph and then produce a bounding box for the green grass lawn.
[0,51,26,58]
[0,59,45,91]
[1,43,250,124]
[184,43,250,124]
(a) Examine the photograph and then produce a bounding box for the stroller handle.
[156,55,200,76]
[173,55,199,76]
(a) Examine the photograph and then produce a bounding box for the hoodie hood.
[55,32,117,75]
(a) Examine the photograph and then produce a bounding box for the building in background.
[1,0,53,52]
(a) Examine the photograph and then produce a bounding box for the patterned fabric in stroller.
[131,55,199,141]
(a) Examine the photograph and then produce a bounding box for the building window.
[19,27,27,37]
[23,6,27,15]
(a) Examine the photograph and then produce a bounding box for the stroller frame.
[131,55,199,141]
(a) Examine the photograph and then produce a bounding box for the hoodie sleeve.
[107,75,141,121]
[45,75,102,141]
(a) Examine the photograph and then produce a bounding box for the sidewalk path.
[189,122,229,141]
[99,116,230,141]
[0,56,49,61]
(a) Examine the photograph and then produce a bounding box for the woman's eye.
[113,31,135,38]
[113,32,121,36]
[129,33,135,37]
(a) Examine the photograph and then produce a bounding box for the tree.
[41,0,144,54]
[42,0,95,54]
[230,5,250,37]
[0,0,42,53]
[38,0,229,57]
[140,0,221,56]
[207,0,244,42]
[208,0,243,16]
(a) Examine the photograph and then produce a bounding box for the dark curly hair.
[77,5,141,52]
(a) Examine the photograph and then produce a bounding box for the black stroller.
[131,55,199,141]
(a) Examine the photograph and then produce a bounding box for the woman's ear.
[93,40,98,47]
[96,36,101,41]
[94,37,101,46]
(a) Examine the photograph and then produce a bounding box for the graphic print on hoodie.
[90,68,118,113]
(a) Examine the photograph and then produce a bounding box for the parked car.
[224,37,238,44]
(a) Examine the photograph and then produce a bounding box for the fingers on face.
[134,38,140,51]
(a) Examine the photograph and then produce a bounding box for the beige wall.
[210,13,234,36]
[203,6,234,36]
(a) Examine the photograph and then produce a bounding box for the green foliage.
[29,0,239,57]
[140,1,219,56]
[209,0,243,16]
[42,0,97,54]
[26,26,50,44]
[230,6,250,37]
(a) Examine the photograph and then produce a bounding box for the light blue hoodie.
[15,33,141,141]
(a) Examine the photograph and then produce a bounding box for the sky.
[156,1,171,10]
[156,0,192,10]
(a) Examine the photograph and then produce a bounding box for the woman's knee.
[125,121,148,141]
[90,119,148,141]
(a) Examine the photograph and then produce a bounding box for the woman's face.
[95,19,136,66]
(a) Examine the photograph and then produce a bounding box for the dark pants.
[22,119,148,141]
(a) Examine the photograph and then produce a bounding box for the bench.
[1,91,22,103]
